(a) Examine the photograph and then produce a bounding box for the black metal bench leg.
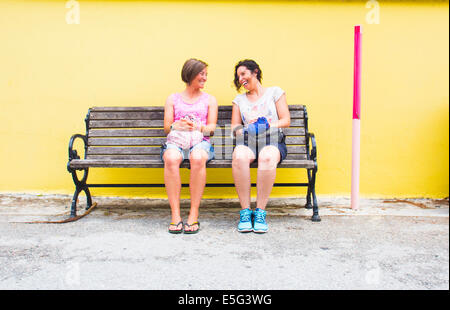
[84,187,93,210]
[69,168,90,218]
[310,168,321,222]
[305,169,313,209]
[70,188,81,218]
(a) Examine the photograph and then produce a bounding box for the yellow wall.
[0,0,448,198]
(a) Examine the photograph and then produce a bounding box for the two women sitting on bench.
[161,58,291,234]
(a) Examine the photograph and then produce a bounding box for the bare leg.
[256,145,280,210]
[232,145,256,209]
[163,149,183,231]
[185,149,208,232]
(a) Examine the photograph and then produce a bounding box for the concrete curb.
[1,193,448,222]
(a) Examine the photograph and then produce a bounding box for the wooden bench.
[67,104,320,221]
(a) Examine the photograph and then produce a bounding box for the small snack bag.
[166,115,204,150]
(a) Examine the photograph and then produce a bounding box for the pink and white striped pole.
[351,25,362,210]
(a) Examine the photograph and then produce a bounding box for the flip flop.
[183,221,200,234]
[168,221,183,234]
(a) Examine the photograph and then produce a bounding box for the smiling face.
[237,66,258,91]
[181,58,208,88]
[233,60,262,92]
[190,67,208,89]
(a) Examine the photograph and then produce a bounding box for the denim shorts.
[160,140,215,163]
[235,129,288,163]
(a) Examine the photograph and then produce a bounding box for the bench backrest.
[85,105,309,161]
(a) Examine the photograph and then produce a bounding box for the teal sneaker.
[238,208,253,233]
[253,208,268,233]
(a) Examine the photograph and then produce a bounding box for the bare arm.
[231,103,243,136]
[163,94,195,135]
[270,93,291,128]
[163,95,175,135]
[201,95,218,136]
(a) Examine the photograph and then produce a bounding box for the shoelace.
[254,210,266,223]
[240,211,251,222]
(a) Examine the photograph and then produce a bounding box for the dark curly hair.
[233,59,262,92]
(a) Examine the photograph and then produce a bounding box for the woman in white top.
[231,59,291,233]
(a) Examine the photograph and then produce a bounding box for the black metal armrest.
[67,134,87,172]
[308,132,317,162]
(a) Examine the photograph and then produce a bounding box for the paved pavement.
[0,194,448,290]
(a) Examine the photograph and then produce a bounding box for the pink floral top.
[171,92,210,143]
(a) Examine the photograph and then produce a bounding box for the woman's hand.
[231,103,244,137]
[196,123,204,132]
[232,125,244,137]
[235,128,244,136]
[172,119,195,131]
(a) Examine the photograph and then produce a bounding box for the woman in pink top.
[162,58,218,234]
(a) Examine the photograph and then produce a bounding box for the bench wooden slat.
[211,159,314,169]
[285,153,308,160]
[85,154,307,160]
[88,118,304,128]
[89,129,167,137]
[211,136,306,145]
[70,159,315,169]
[87,147,161,155]
[86,154,161,160]
[89,105,304,112]
[206,153,308,160]
[88,138,164,146]
[87,144,307,156]
[88,136,306,146]
[90,112,165,120]
[286,145,307,153]
[213,110,303,119]
[219,127,306,136]
[90,107,165,112]
[88,127,306,137]
[89,110,255,120]
[89,110,304,121]
[213,145,307,154]
[89,120,164,128]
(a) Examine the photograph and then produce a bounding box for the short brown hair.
[181,58,208,85]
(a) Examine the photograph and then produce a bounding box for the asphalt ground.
[0,194,448,290]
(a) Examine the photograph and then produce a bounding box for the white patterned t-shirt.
[232,86,285,129]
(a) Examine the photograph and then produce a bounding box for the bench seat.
[69,159,316,169]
